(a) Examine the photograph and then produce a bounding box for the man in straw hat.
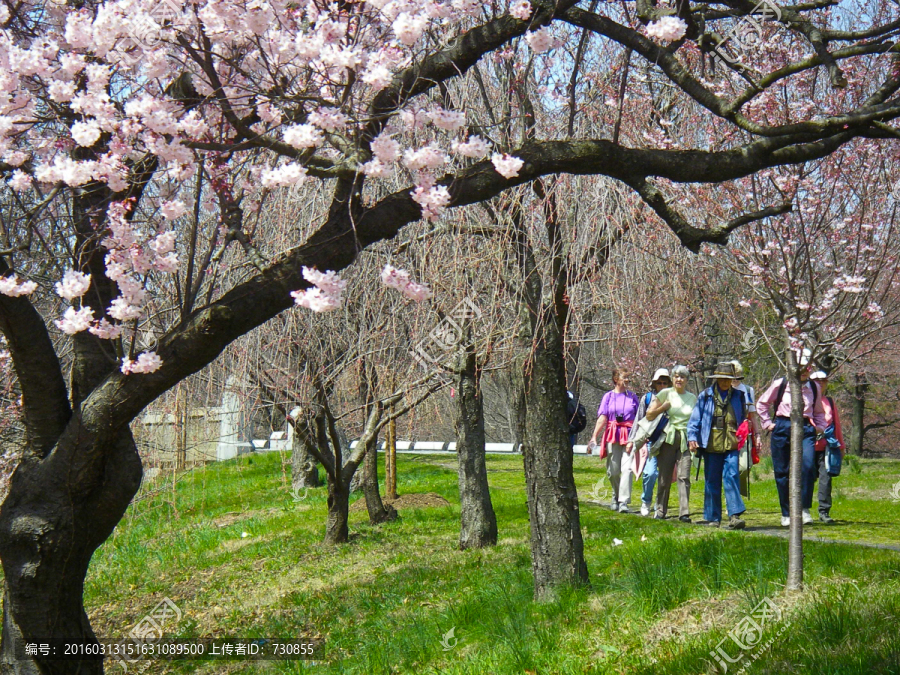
[686,361,750,529]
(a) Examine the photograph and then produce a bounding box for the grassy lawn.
[87,451,900,674]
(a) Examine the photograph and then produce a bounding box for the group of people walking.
[584,357,845,528]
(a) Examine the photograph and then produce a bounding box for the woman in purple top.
[588,368,640,513]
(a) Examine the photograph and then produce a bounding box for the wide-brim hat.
[651,368,671,383]
[707,362,738,379]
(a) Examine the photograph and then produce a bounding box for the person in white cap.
[756,349,827,527]
[809,371,845,523]
[626,368,672,516]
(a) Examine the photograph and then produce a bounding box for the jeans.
[814,450,833,516]
[770,417,817,517]
[703,450,744,522]
[656,433,692,517]
[606,443,633,506]
[641,455,658,505]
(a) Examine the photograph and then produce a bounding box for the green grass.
[86,452,900,674]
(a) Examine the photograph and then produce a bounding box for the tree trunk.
[453,341,497,550]
[509,373,527,451]
[521,317,589,601]
[324,473,350,545]
[385,414,397,500]
[291,429,320,490]
[786,350,805,591]
[362,438,397,525]
[849,372,867,457]
[0,429,143,674]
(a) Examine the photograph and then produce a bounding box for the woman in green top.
[645,365,697,522]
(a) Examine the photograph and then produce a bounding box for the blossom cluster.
[645,17,688,42]
[0,275,37,297]
[380,264,432,302]
[291,266,348,312]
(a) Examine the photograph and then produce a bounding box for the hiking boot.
[679,515,692,524]
[802,509,813,525]
[618,503,630,514]
[704,520,720,528]
[819,513,835,524]
[780,516,790,527]
[640,501,651,517]
[726,515,746,530]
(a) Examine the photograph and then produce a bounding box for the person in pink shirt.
[809,371,845,524]
[756,352,827,527]
[588,368,639,513]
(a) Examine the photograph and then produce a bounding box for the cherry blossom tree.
[4,0,900,668]
[720,147,900,589]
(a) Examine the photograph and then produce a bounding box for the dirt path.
[742,526,900,552]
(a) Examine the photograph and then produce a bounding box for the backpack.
[567,394,587,434]
[642,391,668,451]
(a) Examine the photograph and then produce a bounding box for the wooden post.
[175,384,187,471]
[387,407,397,500]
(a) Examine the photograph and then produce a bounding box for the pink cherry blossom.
[452,135,491,158]
[525,28,555,53]
[302,267,347,296]
[121,351,163,375]
[412,184,451,221]
[261,163,308,188]
[291,288,342,312]
[307,108,349,132]
[393,13,428,46]
[0,275,37,297]
[160,200,187,221]
[291,266,347,312]
[71,121,101,147]
[361,158,394,177]
[403,145,449,171]
[429,108,466,131]
[108,298,143,322]
[645,17,688,41]
[54,270,91,301]
[283,124,324,149]
[509,0,532,21]
[361,64,393,90]
[371,134,402,163]
[491,153,524,179]
[9,171,32,192]
[88,318,122,340]
[381,264,432,301]
[55,306,94,334]
[150,231,176,255]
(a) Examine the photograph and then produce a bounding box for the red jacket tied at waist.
[603,419,633,447]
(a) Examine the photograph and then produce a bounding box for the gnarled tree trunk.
[361,437,397,525]
[0,428,143,674]
[324,472,350,545]
[292,430,320,490]
[521,316,589,600]
[453,341,497,549]
[359,363,397,525]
